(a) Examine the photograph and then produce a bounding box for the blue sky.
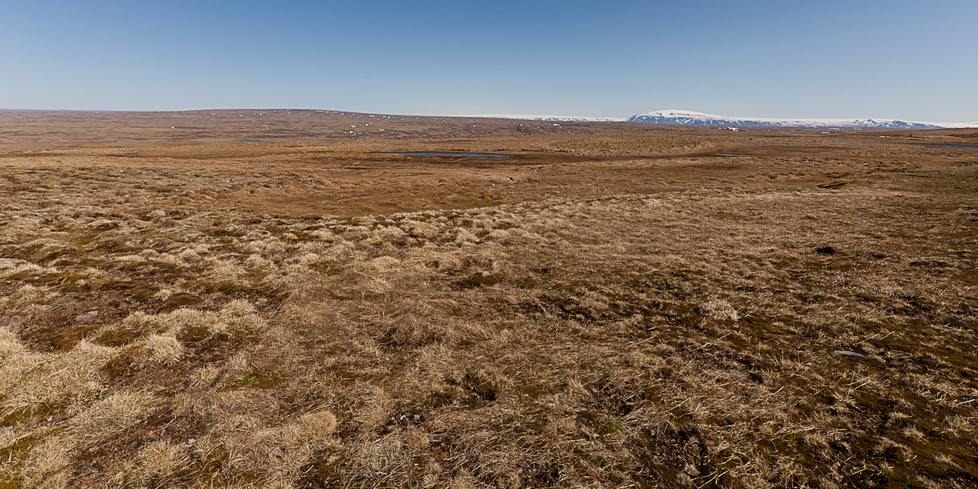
[2,0,976,121]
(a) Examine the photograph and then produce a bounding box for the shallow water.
[377,152,513,157]
[238,140,268,143]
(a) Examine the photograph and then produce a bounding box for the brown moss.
[453,271,505,289]
[22,322,104,351]
[161,293,202,312]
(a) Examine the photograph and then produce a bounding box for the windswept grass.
[1,114,976,487]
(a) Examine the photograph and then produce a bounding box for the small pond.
[377,152,513,158]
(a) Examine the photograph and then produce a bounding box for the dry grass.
[1,110,976,487]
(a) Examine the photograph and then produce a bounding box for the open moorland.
[1,109,976,488]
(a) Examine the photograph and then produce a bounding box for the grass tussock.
[2,119,978,487]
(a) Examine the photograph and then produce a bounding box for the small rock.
[75,311,97,323]
[834,350,866,358]
[0,426,14,437]
[730,370,746,378]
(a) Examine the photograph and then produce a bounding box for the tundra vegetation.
[1,109,976,488]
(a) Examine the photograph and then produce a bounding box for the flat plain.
[1,109,976,488]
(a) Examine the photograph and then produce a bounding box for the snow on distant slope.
[459,110,975,128]
[627,110,977,129]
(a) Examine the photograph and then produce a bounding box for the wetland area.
[1,109,976,488]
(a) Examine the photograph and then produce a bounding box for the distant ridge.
[462,114,624,122]
[4,108,975,129]
[627,110,977,130]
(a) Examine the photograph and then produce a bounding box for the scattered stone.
[75,311,98,323]
[834,350,866,358]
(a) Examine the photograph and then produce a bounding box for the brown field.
[1,109,976,488]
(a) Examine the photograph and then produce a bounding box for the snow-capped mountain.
[627,110,976,130]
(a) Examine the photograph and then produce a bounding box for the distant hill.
[626,110,976,130]
[463,114,625,122]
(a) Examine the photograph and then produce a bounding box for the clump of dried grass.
[132,439,189,483]
[698,297,740,321]
[345,434,410,487]
[19,390,156,488]
[0,338,115,414]
[0,327,25,362]
[216,299,267,336]
[0,259,59,281]
[207,259,248,288]
[176,391,337,486]
[71,390,156,442]
[107,300,268,343]
[137,333,185,365]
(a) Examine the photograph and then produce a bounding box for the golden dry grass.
[1,110,976,488]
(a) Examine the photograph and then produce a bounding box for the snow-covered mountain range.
[466,110,976,129]
[626,110,976,130]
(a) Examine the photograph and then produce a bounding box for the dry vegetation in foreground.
[1,110,977,488]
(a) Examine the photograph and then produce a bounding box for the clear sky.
[2,0,976,122]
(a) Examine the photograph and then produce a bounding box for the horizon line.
[2,107,975,127]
